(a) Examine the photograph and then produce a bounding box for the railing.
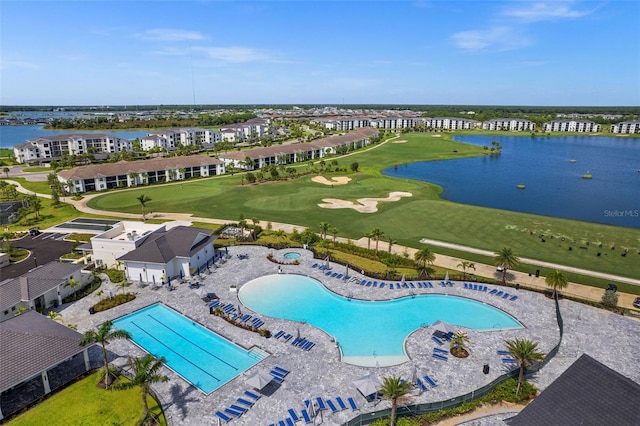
[342,292,564,426]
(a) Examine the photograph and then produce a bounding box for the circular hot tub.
[283,252,301,260]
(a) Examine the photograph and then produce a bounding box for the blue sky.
[1,0,639,106]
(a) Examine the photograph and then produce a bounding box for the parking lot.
[1,233,74,280]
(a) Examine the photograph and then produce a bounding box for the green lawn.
[7,371,165,426]
[85,132,640,281]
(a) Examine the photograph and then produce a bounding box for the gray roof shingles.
[0,311,87,392]
[506,354,640,426]
[117,226,214,263]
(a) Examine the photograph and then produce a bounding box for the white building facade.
[610,120,640,134]
[13,134,132,164]
[482,118,536,131]
[543,120,602,132]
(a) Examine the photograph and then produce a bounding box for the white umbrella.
[401,274,405,284]
[444,271,449,282]
[409,364,418,385]
[432,320,455,334]
[353,372,382,397]
[345,264,349,278]
[245,370,272,390]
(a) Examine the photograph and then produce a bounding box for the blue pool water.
[284,252,301,259]
[113,304,266,394]
[239,275,522,367]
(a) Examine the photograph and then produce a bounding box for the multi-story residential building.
[610,120,640,134]
[13,133,132,164]
[140,128,222,151]
[370,117,420,129]
[220,118,270,142]
[57,156,225,193]
[311,117,370,131]
[482,118,536,131]
[219,127,378,170]
[542,120,602,133]
[423,117,481,130]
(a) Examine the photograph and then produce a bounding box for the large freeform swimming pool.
[239,275,522,367]
[113,304,266,394]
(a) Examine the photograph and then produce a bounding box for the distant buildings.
[482,118,536,131]
[610,120,640,134]
[13,133,132,164]
[542,120,602,133]
[219,118,270,142]
[140,128,222,152]
[423,117,481,130]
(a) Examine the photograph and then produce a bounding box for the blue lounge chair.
[230,313,239,320]
[489,288,497,294]
[464,283,469,289]
[348,397,358,410]
[424,375,437,387]
[215,411,232,422]
[244,390,261,400]
[296,338,308,348]
[432,353,448,361]
[253,320,264,328]
[327,399,338,413]
[372,281,378,287]
[497,350,510,355]
[503,293,510,299]
[433,347,448,354]
[229,404,247,413]
[502,357,517,363]
[274,366,289,376]
[403,283,409,288]
[473,284,478,290]
[496,290,504,296]
[365,281,372,287]
[271,374,284,384]
[288,409,300,422]
[432,336,444,345]
[379,282,385,288]
[395,283,400,289]
[303,341,315,351]
[417,282,423,288]
[409,282,415,288]
[271,369,286,379]
[282,333,292,342]
[336,274,343,279]
[240,314,251,322]
[510,295,518,301]
[301,409,312,424]
[316,397,327,410]
[273,330,285,339]
[417,378,428,391]
[331,272,338,278]
[237,397,253,407]
[428,282,434,288]
[278,420,285,426]
[286,418,295,426]
[224,407,243,417]
[336,396,347,410]
[325,271,332,276]
[311,263,318,268]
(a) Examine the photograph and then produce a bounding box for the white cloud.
[137,29,205,41]
[452,27,529,50]
[193,46,271,63]
[502,1,596,22]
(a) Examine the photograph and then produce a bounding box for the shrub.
[601,289,618,308]
[105,269,125,283]
[92,293,136,312]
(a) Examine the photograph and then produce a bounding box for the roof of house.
[58,156,224,181]
[506,354,640,426]
[0,262,87,311]
[0,310,87,392]
[117,225,215,264]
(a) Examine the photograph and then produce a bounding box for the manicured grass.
[7,371,165,426]
[86,133,640,281]
[21,166,52,172]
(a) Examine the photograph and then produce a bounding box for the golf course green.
[88,133,640,280]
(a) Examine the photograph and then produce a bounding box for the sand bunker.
[318,191,413,213]
[432,134,442,137]
[312,176,352,186]
[392,139,407,144]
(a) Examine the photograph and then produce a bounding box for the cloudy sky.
[1,0,638,106]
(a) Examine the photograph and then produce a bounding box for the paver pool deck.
[59,245,640,426]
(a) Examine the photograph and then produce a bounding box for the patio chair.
[433,347,448,354]
[510,295,518,301]
[348,397,358,410]
[424,375,437,387]
[301,409,312,424]
[316,397,327,410]
[490,288,498,294]
[432,336,444,345]
[287,409,300,422]
[417,378,428,392]
[497,350,510,355]
[224,407,243,418]
[244,390,261,400]
[229,404,247,413]
[432,353,448,361]
[409,282,415,288]
[282,333,292,342]
[236,397,254,407]
[336,396,347,410]
[274,366,289,376]
[379,282,385,288]
[503,292,510,299]
[303,341,315,351]
[215,411,232,422]
[502,357,517,363]
[273,330,285,339]
[327,399,338,413]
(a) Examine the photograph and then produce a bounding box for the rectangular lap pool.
[113,304,267,394]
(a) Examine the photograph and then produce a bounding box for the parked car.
[28,227,41,236]
[633,297,640,309]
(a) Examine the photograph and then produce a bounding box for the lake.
[382,135,640,229]
[0,125,150,149]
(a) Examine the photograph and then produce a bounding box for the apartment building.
[140,128,222,151]
[482,118,536,131]
[423,117,481,130]
[542,120,602,133]
[610,120,640,134]
[13,133,132,164]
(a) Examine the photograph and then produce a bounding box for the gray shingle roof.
[0,310,86,392]
[506,354,640,426]
[117,226,215,263]
[0,262,87,311]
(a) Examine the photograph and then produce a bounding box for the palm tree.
[449,331,471,357]
[64,277,82,296]
[112,354,169,424]
[380,376,412,426]
[136,194,152,222]
[388,237,397,254]
[79,320,131,388]
[30,195,43,219]
[371,228,384,255]
[505,338,545,395]
[365,231,373,250]
[318,222,330,240]
[330,227,338,242]
[494,247,520,284]
[273,229,286,249]
[414,247,436,278]
[3,167,9,178]
[545,269,568,298]
[457,261,476,280]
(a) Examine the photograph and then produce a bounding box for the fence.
[342,293,563,426]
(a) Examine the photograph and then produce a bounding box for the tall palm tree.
[79,320,131,388]
[3,167,9,178]
[380,376,412,426]
[505,338,545,395]
[273,229,286,249]
[494,247,520,284]
[365,231,374,250]
[112,355,169,424]
[414,247,436,278]
[330,227,338,242]
[64,277,82,295]
[371,228,384,255]
[545,269,568,298]
[457,261,476,280]
[136,194,152,222]
[319,222,330,240]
